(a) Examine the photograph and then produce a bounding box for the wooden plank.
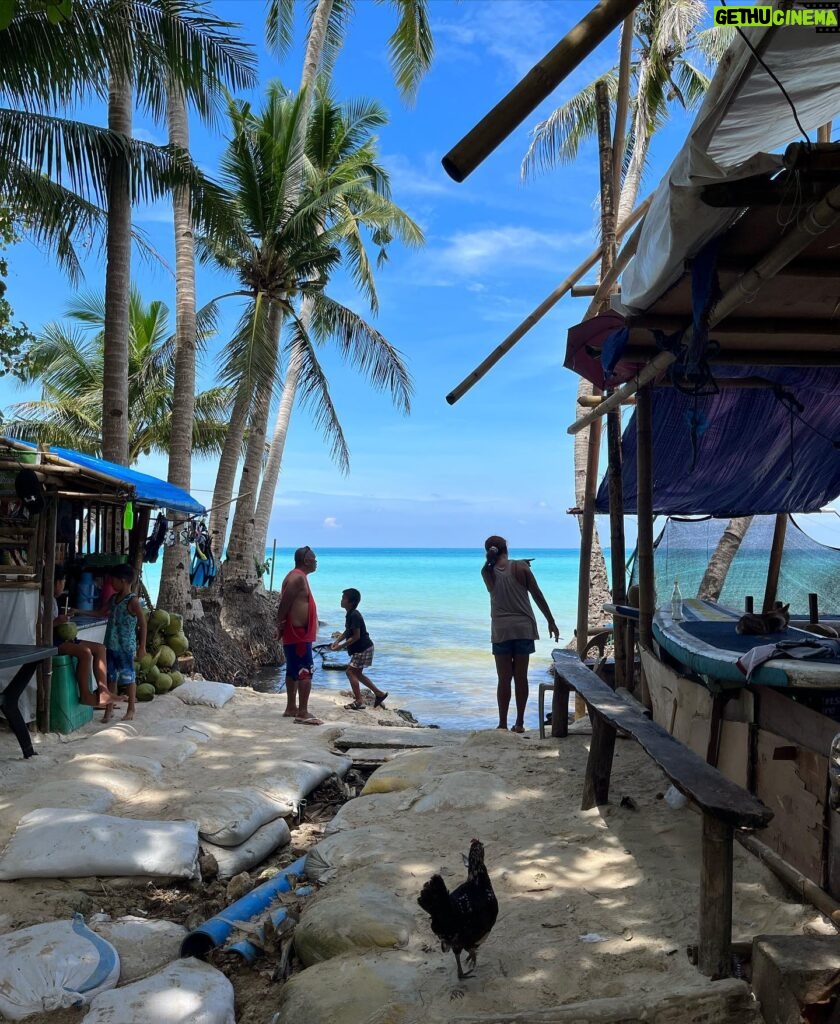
[755,685,839,757]
[699,814,734,979]
[552,651,772,828]
[754,728,827,885]
[447,978,760,1023]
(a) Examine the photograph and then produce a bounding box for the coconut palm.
[202,84,417,586]
[203,0,432,555]
[249,81,422,560]
[6,288,231,462]
[521,0,735,636]
[0,0,255,464]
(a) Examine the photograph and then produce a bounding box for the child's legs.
[59,641,97,705]
[357,669,384,698]
[345,666,362,701]
[123,682,136,720]
[88,642,108,690]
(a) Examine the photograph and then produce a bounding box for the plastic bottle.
[671,578,684,622]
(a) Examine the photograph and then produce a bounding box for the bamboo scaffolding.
[568,177,840,435]
[442,0,641,182]
[446,196,652,405]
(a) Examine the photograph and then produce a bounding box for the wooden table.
[0,644,57,758]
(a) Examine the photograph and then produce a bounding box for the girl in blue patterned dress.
[103,564,147,722]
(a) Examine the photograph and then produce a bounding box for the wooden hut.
[0,437,204,734]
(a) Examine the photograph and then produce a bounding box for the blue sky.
[0,0,713,549]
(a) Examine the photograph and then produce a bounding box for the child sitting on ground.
[102,564,146,722]
[331,588,388,711]
[52,569,117,709]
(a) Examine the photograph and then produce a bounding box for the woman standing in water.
[481,535,559,733]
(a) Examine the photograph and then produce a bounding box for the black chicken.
[417,838,498,980]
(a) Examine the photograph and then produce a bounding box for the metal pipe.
[442,0,641,182]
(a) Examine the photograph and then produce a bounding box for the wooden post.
[762,513,787,612]
[635,385,655,649]
[699,813,734,978]
[745,595,754,613]
[575,414,602,663]
[582,711,617,809]
[38,496,58,733]
[809,593,819,622]
[550,672,571,739]
[594,79,626,690]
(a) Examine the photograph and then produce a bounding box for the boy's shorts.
[284,643,314,681]
[349,645,374,670]
[107,649,136,686]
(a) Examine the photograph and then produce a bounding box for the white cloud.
[324,516,341,529]
[422,225,591,280]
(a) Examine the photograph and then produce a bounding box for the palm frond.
[693,24,737,66]
[375,0,434,103]
[264,0,296,59]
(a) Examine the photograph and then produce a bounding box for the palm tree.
[6,288,231,462]
[0,0,256,464]
[203,0,432,554]
[202,84,417,587]
[521,0,734,632]
[250,81,423,560]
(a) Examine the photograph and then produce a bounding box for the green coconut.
[169,670,184,688]
[154,673,173,694]
[139,652,155,672]
[164,613,183,636]
[136,683,156,702]
[54,622,78,643]
[148,608,170,632]
[146,663,161,683]
[167,633,189,656]
[155,645,176,669]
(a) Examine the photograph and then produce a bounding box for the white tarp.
[0,588,39,723]
[620,15,840,313]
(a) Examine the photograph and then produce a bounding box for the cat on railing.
[735,604,790,635]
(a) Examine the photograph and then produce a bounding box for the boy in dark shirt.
[331,588,388,711]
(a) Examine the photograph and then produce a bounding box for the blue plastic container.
[76,571,96,611]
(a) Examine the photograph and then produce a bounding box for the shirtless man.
[275,546,322,725]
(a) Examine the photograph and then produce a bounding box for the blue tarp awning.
[595,367,840,516]
[3,439,205,516]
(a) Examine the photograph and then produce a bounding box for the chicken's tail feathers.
[417,873,449,912]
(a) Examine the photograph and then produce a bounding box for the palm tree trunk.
[224,303,282,587]
[698,517,754,601]
[159,82,199,618]
[301,0,335,92]
[209,382,251,551]
[102,69,132,465]
[253,340,300,558]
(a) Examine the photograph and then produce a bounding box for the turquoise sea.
[142,548,582,732]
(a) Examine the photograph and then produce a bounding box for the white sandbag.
[174,681,235,708]
[203,816,291,879]
[81,958,234,1024]
[411,770,512,814]
[305,826,396,883]
[294,887,414,966]
[0,914,120,1021]
[361,748,437,795]
[0,808,200,881]
[186,786,290,847]
[256,761,340,811]
[89,915,187,983]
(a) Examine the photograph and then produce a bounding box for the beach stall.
[559,14,840,911]
[0,437,204,742]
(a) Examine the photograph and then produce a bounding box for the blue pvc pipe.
[228,885,314,964]
[180,856,306,958]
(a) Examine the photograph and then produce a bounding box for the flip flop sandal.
[373,692,389,708]
[344,701,365,711]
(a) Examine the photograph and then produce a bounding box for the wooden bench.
[551,650,773,980]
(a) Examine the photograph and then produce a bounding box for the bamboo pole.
[575,405,602,672]
[635,385,654,652]
[446,197,652,405]
[762,513,788,612]
[568,177,840,435]
[612,15,634,200]
[441,0,641,182]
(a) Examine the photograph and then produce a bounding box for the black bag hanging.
[143,512,168,563]
[14,468,45,516]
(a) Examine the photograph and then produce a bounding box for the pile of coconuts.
[134,608,192,702]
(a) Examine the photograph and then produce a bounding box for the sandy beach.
[0,683,829,1023]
